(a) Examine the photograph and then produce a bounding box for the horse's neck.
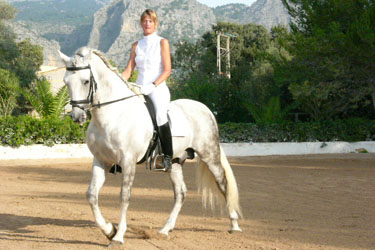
[90,56,142,126]
[92,56,133,102]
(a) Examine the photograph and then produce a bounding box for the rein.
[66,64,142,111]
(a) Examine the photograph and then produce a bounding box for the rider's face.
[142,16,156,36]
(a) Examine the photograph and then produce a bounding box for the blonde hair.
[140,9,158,28]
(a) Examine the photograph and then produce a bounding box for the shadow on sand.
[0,213,106,247]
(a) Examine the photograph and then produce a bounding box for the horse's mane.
[92,50,142,95]
[73,47,142,97]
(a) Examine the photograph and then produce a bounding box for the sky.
[196,0,257,8]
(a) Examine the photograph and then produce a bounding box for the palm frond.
[243,102,262,123]
[52,85,70,118]
[21,87,42,114]
[35,78,54,117]
[21,78,69,118]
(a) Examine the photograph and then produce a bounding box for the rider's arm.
[122,42,138,81]
[153,39,171,86]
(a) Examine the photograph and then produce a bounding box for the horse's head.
[59,47,95,124]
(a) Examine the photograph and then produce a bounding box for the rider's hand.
[140,84,156,95]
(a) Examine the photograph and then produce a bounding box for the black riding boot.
[158,122,173,171]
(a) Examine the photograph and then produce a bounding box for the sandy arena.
[0,154,374,250]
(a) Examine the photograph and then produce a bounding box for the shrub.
[219,119,375,143]
[0,68,20,117]
[0,116,373,147]
[0,115,87,147]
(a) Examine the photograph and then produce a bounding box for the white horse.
[59,47,242,246]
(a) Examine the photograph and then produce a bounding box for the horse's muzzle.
[71,107,87,125]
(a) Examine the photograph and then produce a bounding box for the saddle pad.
[168,104,191,137]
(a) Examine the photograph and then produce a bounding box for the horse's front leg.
[110,158,136,245]
[160,163,187,235]
[87,158,116,239]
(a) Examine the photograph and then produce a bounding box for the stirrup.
[153,155,172,172]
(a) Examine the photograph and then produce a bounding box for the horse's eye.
[84,80,90,85]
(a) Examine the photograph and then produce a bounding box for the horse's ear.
[58,50,70,66]
[83,48,92,62]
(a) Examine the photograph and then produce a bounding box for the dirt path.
[0,154,374,250]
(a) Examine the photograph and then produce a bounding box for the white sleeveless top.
[135,32,164,86]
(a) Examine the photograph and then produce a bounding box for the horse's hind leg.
[87,159,116,239]
[199,146,242,233]
[159,163,187,235]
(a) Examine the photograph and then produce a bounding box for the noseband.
[66,64,142,111]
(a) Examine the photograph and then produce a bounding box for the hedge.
[0,115,87,147]
[0,116,374,147]
[219,118,375,143]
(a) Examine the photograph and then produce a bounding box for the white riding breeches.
[148,82,170,126]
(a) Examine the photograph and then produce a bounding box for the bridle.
[65,64,142,111]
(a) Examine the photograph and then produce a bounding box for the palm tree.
[0,68,20,117]
[22,77,69,118]
[244,96,294,125]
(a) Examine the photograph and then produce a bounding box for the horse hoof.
[108,240,123,248]
[105,224,117,241]
[158,230,169,236]
[157,230,171,240]
[229,228,242,234]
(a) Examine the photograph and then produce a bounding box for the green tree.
[171,72,221,113]
[22,78,69,118]
[172,22,292,123]
[172,40,205,80]
[0,68,19,117]
[0,1,18,72]
[199,22,272,84]
[0,1,43,88]
[0,0,17,20]
[279,0,375,119]
[14,39,44,88]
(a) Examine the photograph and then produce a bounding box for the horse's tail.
[219,145,243,218]
[196,146,242,218]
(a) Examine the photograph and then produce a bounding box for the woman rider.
[122,9,173,171]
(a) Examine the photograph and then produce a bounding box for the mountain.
[88,0,216,67]
[213,3,252,24]
[7,0,112,66]
[7,0,290,67]
[11,0,111,25]
[214,0,290,30]
[8,21,62,66]
[246,0,290,29]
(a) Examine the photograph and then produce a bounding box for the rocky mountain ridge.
[7,0,290,67]
[213,0,289,30]
[87,0,216,66]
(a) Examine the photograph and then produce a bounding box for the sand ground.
[0,154,374,250]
